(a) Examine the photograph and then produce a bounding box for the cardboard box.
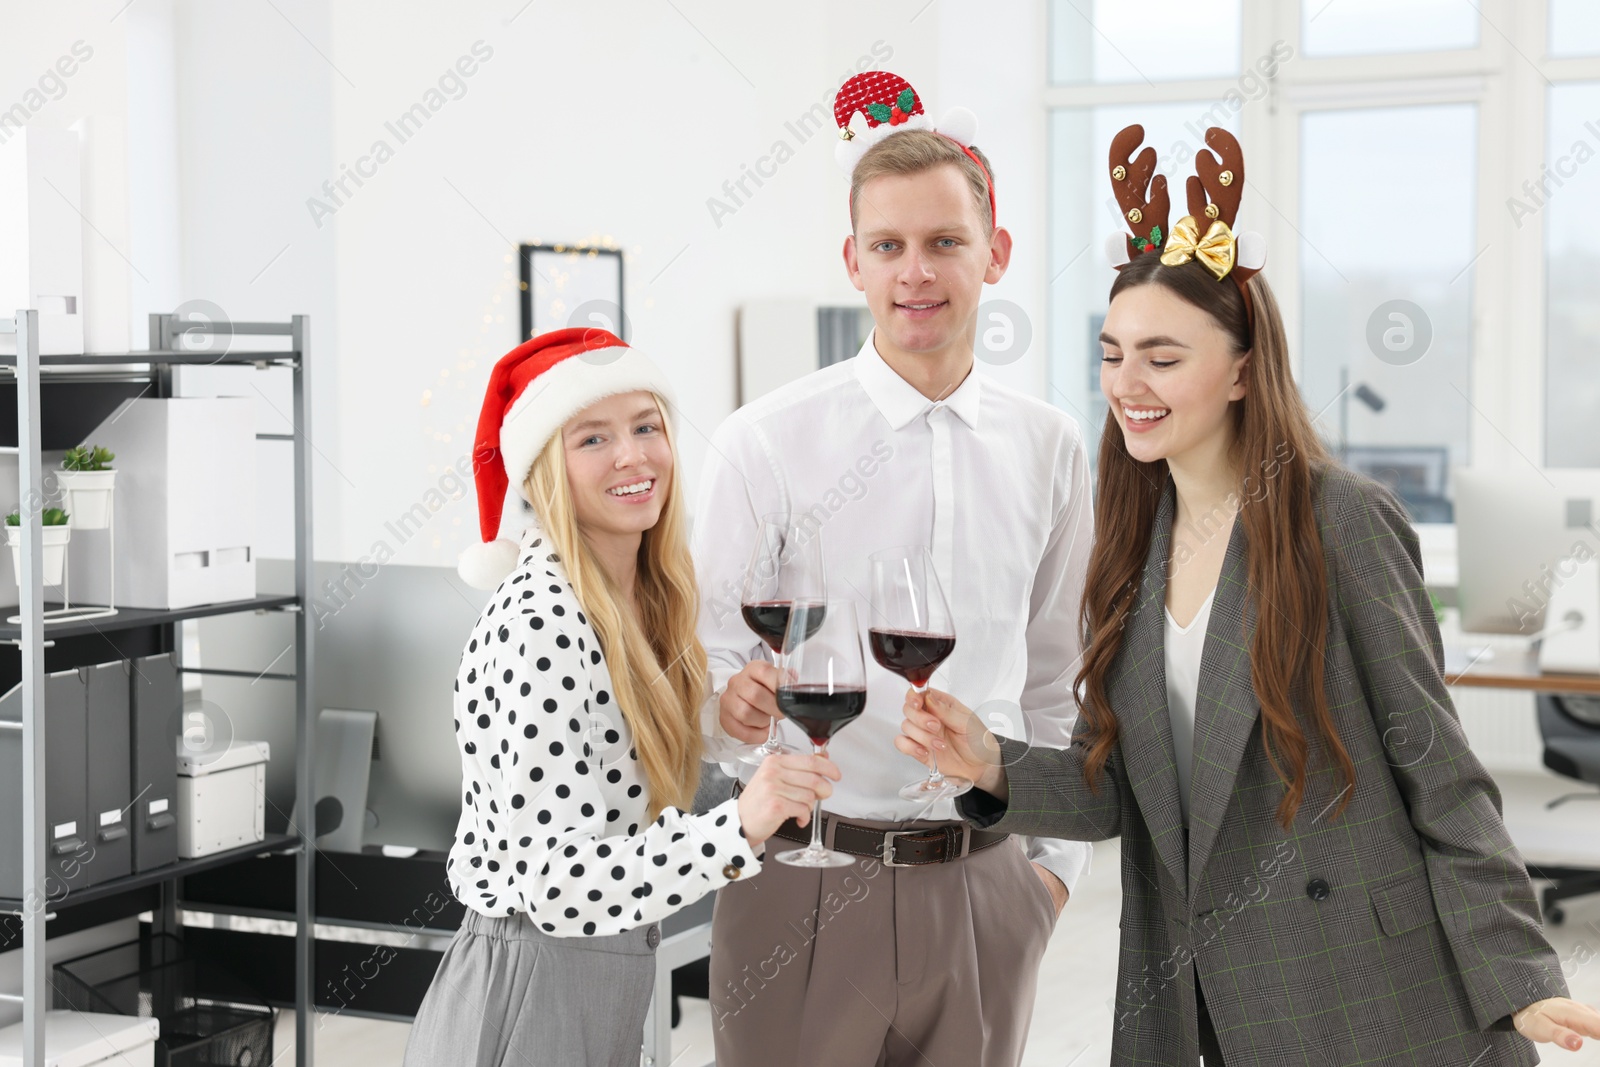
[0,1011,159,1067]
[175,739,268,859]
[69,398,255,609]
[0,128,85,356]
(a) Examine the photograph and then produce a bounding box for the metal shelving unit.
[0,310,317,1067]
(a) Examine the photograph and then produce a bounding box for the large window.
[1046,0,1584,519]
[1544,84,1600,467]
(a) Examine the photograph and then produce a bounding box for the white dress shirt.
[1164,584,1217,827]
[690,330,1095,893]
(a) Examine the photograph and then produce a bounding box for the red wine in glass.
[774,599,863,868]
[776,683,867,745]
[868,629,956,689]
[868,545,971,802]
[735,517,826,767]
[742,601,828,655]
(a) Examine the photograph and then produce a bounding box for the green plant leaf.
[5,513,17,526]
[42,507,69,526]
[866,102,893,123]
[63,444,113,471]
[896,88,915,112]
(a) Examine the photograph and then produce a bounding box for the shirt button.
[1305,878,1331,902]
[722,863,741,880]
[645,924,660,949]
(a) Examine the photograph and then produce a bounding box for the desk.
[1444,645,1600,694]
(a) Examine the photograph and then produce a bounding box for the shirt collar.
[853,328,983,432]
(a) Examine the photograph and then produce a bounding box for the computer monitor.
[1455,467,1600,635]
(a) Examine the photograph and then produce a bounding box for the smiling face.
[843,162,1009,360]
[560,390,672,541]
[1099,281,1249,467]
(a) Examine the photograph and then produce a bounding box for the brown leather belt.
[770,815,1008,866]
[729,782,1009,866]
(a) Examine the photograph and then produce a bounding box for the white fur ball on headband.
[937,107,978,148]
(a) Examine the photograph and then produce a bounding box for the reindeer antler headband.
[1106,125,1266,319]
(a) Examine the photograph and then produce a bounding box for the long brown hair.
[521,393,707,821]
[1075,255,1355,828]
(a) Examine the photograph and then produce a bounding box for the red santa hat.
[458,326,676,590]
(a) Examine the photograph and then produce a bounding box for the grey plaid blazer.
[960,465,1567,1066]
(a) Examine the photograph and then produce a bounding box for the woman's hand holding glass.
[895,687,1009,801]
[735,750,841,852]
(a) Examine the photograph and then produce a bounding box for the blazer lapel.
[1184,513,1262,905]
[1112,478,1190,895]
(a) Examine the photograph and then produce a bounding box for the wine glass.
[868,545,969,802]
[774,599,862,868]
[734,515,826,766]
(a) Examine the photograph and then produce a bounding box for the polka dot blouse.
[445,523,761,935]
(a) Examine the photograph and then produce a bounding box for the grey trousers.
[709,821,1058,1067]
[402,908,658,1067]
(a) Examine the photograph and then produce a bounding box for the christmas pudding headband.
[833,71,995,229]
[1106,124,1266,324]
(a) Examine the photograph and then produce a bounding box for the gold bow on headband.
[1160,215,1236,279]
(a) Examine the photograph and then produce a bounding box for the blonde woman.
[403,328,838,1067]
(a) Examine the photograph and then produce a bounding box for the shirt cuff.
[698,795,762,883]
[1020,837,1092,896]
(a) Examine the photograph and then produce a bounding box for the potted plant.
[59,445,116,529]
[6,507,72,587]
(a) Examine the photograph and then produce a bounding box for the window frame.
[1045,0,1593,484]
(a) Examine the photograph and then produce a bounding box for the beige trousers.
[708,817,1059,1067]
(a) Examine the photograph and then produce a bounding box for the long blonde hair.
[521,393,706,820]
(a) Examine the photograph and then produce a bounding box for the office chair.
[1530,693,1600,925]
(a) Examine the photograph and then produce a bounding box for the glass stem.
[916,684,944,781]
[806,742,828,853]
[764,648,783,748]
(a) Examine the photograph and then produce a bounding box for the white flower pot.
[7,523,72,586]
[58,468,116,529]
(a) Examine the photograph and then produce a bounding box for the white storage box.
[0,1010,159,1067]
[69,398,256,609]
[0,127,85,356]
[175,739,269,859]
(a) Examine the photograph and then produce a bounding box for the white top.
[690,331,1095,893]
[1164,585,1218,827]
[446,523,761,933]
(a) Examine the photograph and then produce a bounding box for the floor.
[269,770,1600,1066]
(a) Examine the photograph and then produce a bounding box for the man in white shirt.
[692,93,1093,1067]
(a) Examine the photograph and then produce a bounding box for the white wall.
[5,0,1056,570]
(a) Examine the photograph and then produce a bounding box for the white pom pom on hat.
[457,327,676,590]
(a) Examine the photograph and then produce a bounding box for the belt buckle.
[880,829,915,867]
